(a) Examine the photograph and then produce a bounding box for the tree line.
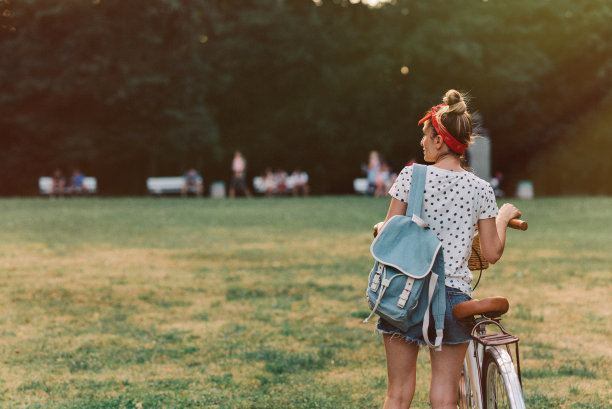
[1,0,610,195]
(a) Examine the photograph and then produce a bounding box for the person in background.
[70,169,87,195]
[367,150,381,195]
[291,168,309,196]
[182,168,203,197]
[50,168,65,198]
[229,151,252,198]
[490,171,505,198]
[275,169,288,194]
[263,168,276,197]
[374,162,392,197]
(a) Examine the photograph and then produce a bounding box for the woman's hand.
[373,221,385,238]
[498,203,522,226]
[478,204,522,264]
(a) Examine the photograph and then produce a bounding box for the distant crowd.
[361,151,505,198]
[176,151,257,198]
[182,151,310,198]
[45,151,309,198]
[45,150,398,199]
[45,150,504,199]
[48,168,89,198]
[259,168,309,197]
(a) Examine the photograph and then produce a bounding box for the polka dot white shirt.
[389,165,499,297]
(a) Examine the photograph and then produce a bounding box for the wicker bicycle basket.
[468,232,489,271]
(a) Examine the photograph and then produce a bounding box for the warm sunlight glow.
[361,0,392,5]
[312,0,392,6]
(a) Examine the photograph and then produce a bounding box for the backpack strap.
[422,272,444,351]
[406,164,427,218]
[408,164,445,350]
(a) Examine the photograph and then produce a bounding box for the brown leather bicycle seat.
[452,296,509,320]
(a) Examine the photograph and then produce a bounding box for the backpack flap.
[370,215,442,279]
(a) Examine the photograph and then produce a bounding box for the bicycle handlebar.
[374,218,528,238]
[508,219,528,231]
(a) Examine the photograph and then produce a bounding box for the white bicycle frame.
[459,217,528,409]
[464,341,484,408]
[463,335,526,409]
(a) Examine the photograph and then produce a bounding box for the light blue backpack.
[364,164,446,350]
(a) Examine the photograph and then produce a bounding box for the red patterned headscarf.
[418,104,468,154]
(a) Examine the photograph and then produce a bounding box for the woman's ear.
[434,135,444,149]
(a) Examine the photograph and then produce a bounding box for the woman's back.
[389,165,498,296]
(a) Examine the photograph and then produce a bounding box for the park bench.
[38,176,98,195]
[146,177,199,195]
[353,178,369,195]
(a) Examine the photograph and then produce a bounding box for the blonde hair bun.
[443,89,467,115]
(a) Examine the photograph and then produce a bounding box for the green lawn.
[0,196,609,408]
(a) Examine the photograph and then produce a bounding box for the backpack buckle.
[397,277,415,308]
[397,289,410,308]
[370,263,384,292]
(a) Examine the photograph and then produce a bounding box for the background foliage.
[1,0,611,195]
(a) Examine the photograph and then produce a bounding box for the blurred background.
[1,0,610,196]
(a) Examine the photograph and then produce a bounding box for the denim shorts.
[376,286,473,345]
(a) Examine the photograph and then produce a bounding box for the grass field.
[0,196,609,408]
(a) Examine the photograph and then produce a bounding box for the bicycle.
[455,218,528,409]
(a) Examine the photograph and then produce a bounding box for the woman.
[373,89,521,409]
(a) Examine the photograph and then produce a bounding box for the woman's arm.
[373,197,408,237]
[478,203,522,264]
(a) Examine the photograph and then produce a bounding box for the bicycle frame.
[458,218,528,409]
[462,318,526,409]
[464,341,484,408]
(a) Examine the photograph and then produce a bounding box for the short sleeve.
[388,166,412,203]
[479,183,499,219]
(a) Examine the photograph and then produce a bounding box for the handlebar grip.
[508,219,528,231]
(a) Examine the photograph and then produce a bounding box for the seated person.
[275,169,288,193]
[50,168,65,198]
[70,169,87,195]
[291,168,309,196]
[182,168,203,197]
[263,168,276,197]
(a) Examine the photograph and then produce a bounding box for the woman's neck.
[433,154,463,172]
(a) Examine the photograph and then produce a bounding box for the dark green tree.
[1,0,610,195]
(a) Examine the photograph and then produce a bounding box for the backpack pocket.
[365,262,429,332]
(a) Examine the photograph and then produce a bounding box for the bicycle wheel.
[481,347,526,409]
[457,360,476,409]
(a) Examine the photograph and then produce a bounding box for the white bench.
[146,177,199,195]
[353,178,369,195]
[252,175,296,195]
[39,176,98,195]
